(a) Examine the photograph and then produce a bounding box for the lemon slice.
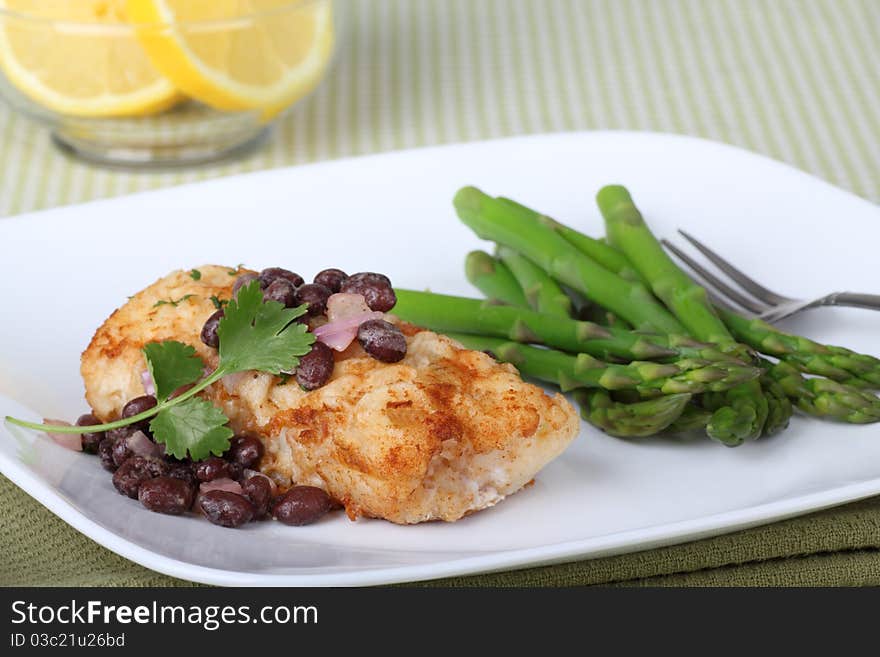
[126,0,334,115]
[0,0,180,117]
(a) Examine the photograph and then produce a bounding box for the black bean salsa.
[71,266,407,529]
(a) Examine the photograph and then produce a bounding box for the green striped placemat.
[0,0,876,218]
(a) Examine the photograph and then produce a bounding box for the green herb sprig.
[5,282,315,460]
[153,294,195,308]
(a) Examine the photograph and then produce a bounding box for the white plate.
[1,131,879,587]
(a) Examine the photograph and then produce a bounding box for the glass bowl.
[0,0,335,168]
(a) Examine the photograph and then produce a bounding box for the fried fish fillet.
[82,265,580,524]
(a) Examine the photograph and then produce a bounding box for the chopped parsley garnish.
[153,294,195,308]
[210,295,228,310]
[5,281,315,461]
[190,269,202,281]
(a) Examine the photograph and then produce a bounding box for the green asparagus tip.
[453,186,486,215]
[595,184,635,217]
[465,250,497,278]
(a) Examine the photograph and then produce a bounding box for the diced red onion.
[199,478,243,495]
[126,430,164,459]
[140,370,156,396]
[313,310,384,351]
[315,325,358,351]
[195,477,245,514]
[243,468,277,494]
[43,418,82,452]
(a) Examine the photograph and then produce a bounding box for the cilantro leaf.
[217,281,315,374]
[190,269,202,280]
[142,341,205,402]
[149,398,233,460]
[210,295,228,310]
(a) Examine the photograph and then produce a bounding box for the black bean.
[263,278,298,307]
[106,425,132,442]
[193,456,232,482]
[227,435,264,469]
[105,426,132,467]
[339,272,396,312]
[166,461,198,489]
[111,434,134,468]
[313,268,348,293]
[233,272,261,296]
[295,342,335,391]
[347,271,391,287]
[98,437,117,472]
[227,461,244,482]
[107,424,131,438]
[258,267,304,289]
[112,456,169,499]
[272,486,333,526]
[121,395,157,433]
[199,491,255,528]
[168,383,196,400]
[76,413,104,454]
[357,319,407,362]
[200,309,224,349]
[241,476,272,519]
[294,283,332,316]
[138,476,194,515]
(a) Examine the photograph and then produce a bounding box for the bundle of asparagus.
[393,185,880,445]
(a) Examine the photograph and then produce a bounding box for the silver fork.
[661,230,880,323]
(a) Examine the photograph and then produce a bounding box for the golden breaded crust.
[81,266,580,524]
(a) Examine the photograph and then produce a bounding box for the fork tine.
[691,279,741,314]
[677,230,792,305]
[661,239,766,315]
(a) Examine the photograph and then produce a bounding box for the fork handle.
[826,292,880,311]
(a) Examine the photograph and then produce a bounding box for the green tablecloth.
[1,0,879,586]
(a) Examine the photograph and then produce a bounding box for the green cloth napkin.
[4,474,880,587]
[1,0,879,586]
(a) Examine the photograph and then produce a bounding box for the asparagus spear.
[598,185,732,345]
[573,388,692,437]
[577,303,632,331]
[445,333,760,395]
[765,360,880,424]
[664,403,713,434]
[464,250,529,307]
[496,245,572,317]
[394,289,751,365]
[454,187,686,334]
[760,376,794,437]
[597,184,767,444]
[720,309,880,389]
[701,375,794,436]
[495,197,642,281]
[557,283,633,330]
